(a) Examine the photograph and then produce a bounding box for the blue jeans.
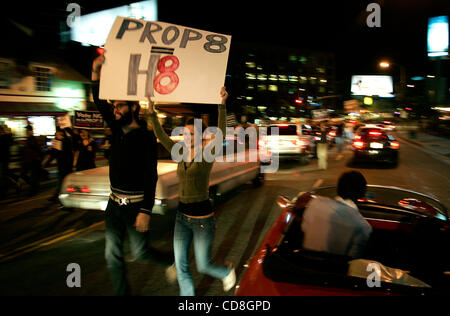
[105,199,171,296]
[174,211,230,296]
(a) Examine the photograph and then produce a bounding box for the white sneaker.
[222,262,236,292]
[165,263,177,284]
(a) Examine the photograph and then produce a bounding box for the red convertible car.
[235,185,450,296]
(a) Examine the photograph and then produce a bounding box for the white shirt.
[301,196,372,258]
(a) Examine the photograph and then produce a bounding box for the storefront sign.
[100,17,232,104]
[74,111,104,129]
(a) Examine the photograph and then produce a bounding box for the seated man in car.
[301,171,372,258]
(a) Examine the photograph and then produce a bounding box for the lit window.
[299,56,307,64]
[279,75,288,82]
[245,73,256,80]
[288,55,297,62]
[257,84,267,91]
[268,85,278,92]
[246,84,255,90]
[246,61,256,68]
[257,74,267,81]
[300,76,307,84]
[269,74,278,81]
[317,67,326,74]
[33,66,52,92]
[289,75,298,82]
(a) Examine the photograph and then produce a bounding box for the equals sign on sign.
[151,46,174,55]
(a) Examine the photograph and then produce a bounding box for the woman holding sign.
[147,89,236,296]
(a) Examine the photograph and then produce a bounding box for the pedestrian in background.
[0,125,13,199]
[21,125,42,196]
[335,123,344,154]
[317,121,328,170]
[44,128,74,203]
[75,129,96,171]
[147,87,236,297]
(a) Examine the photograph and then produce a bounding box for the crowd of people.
[0,124,101,200]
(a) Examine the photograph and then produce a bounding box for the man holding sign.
[92,54,174,296]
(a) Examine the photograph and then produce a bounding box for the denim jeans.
[104,199,171,296]
[173,211,230,296]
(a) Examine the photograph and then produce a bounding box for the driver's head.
[112,101,140,126]
[337,171,367,202]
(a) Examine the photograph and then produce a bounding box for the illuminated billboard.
[351,75,394,97]
[70,0,158,46]
[427,16,449,58]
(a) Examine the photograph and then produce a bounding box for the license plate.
[369,150,379,155]
[370,142,383,149]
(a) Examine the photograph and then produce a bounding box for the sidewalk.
[393,129,450,162]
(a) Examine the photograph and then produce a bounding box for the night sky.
[3,0,450,86]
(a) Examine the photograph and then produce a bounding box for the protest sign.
[56,114,72,129]
[74,111,104,129]
[99,17,231,105]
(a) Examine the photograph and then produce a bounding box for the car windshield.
[313,186,448,221]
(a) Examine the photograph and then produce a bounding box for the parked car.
[259,124,314,162]
[235,185,450,296]
[59,140,263,214]
[352,127,399,166]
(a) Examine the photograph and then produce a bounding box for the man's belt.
[110,192,144,206]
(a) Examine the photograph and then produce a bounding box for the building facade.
[225,42,336,123]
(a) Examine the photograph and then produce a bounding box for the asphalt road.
[0,138,448,296]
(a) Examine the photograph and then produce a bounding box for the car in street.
[59,139,263,214]
[352,127,400,166]
[363,121,397,131]
[235,185,450,296]
[259,124,315,162]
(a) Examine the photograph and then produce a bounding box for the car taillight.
[369,131,382,136]
[66,186,77,193]
[353,141,365,149]
[390,141,400,149]
[354,135,361,140]
[328,131,336,137]
[81,186,91,193]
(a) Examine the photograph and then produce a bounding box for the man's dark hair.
[337,171,367,202]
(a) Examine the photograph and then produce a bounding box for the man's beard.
[116,111,133,126]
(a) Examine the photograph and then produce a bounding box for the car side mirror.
[277,195,291,209]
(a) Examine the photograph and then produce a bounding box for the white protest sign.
[100,17,231,104]
[56,115,72,129]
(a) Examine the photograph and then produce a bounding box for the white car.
[59,146,263,215]
[259,124,314,161]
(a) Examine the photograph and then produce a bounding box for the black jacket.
[91,81,158,214]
